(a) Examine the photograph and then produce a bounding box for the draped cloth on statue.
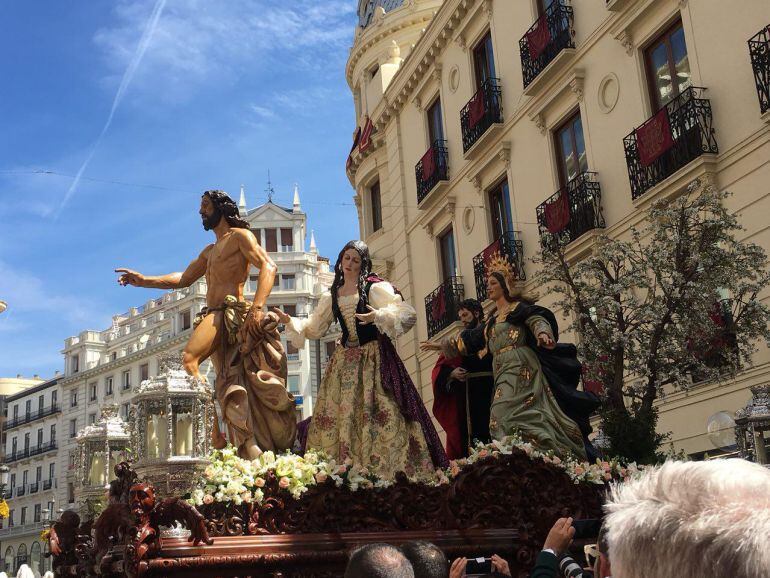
[431,355,465,460]
[287,284,448,479]
[195,295,297,458]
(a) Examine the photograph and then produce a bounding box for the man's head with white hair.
[604,459,770,578]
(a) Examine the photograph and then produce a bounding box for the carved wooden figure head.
[128,483,156,521]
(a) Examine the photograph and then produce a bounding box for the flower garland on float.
[189,434,641,508]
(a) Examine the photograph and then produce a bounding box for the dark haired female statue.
[274,241,448,478]
[442,254,599,461]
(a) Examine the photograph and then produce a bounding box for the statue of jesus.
[116,190,296,459]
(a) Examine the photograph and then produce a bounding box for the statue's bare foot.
[242,439,263,461]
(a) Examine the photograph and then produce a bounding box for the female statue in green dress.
[444,253,597,460]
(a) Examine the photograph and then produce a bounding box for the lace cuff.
[369,281,417,339]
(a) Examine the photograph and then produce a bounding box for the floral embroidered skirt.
[306,341,436,479]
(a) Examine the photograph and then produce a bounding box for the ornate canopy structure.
[735,384,770,466]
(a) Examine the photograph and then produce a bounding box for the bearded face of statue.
[200,195,223,231]
[129,484,155,518]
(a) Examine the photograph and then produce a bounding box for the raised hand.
[419,340,442,352]
[490,554,511,577]
[543,517,575,556]
[115,268,145,287]
[449,557,467,578]
[271,307,291,325]
[354,304,377,326]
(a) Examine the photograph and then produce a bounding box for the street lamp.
[0,464,10,499]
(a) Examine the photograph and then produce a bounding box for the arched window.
[3,545,14,574]
[30,542,42,577]
[16,542,28,569]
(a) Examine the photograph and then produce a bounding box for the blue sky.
[0,1,360,377]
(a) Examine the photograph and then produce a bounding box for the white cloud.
[249,104,276,119]
[94,0,356,100]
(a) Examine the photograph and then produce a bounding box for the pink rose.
[279,477,290,489]
[574,465,585,476]
[315,472,328,483]
[603,472,612,481]
[478,449,489,458]
[552,456,562,465]
[337,465,347,474]
[203,494,214,505]
[254,477,266,488]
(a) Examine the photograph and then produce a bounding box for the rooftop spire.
[238,184,247,215]
[293,183,301,212]
[309,229,317,253]
[265,170,275,203]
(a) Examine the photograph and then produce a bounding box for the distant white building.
[238,184,340,419]
[0,377,60,577]
[57,282,211,511]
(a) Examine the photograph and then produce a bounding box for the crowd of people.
[342,458,770,578]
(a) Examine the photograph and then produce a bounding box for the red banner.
[468,90,486,128]
[636,108,675,167]
[359,117,373,153]
[482,238,501,268]
[431,289,446,321]
[346,126,361,170]
[544,191,570,233]
[527,15,552,60]
[421,146,436,181]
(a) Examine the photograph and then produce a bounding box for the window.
[12,405,18,420]
[37,428,43,447]
[35,466,41,482]
[438,227,457,281]
[121,403,130,420]
[71,354,79,374]
[10,474,15,493]
[283,305,297,317]
[24,433,29,452]
[554,111,588,186]
[140,363,149,382]
[251,228,262,246]
[70,390,77,408]
[280,228,294,252]
[38,395,44,412]
[287,375,301,395]
[180,310,192,331]
[88,413,97,425]
[645,20,691,110]
[49,463,55,480]
[68,483,75,504]
[11,437,17,455]
[369,180,382,233]
[8,510,14,527]
[427,97,444,144]
[473,31,497,88]
[51,390,57,407]
[488,179,514,241]
[105,376,114,396]
[34,504,41,523]
[111,352,117,361]
[273,275,280,287]
[20,507,26,525]
[122,370,131,390]
[281,275,296,291]
[265,229,278,252]
[69,419,77,438]
[25,400,31,418]
[50,424,56,443]
[89,382,97,402]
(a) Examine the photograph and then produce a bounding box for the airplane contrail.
[56,0,167,217]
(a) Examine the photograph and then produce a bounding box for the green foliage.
[536,181,770,463]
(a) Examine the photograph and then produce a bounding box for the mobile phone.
[465,557,492,574]
[571,518,602,540]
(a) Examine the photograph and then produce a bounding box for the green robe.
[485,314,586,460]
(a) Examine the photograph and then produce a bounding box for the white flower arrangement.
[189,437,640,507]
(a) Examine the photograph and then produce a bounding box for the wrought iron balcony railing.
[29,441,57,458]
[461,77,503,153]
[43,479,55,491]
[6,449,30,463]
[29,482,39,494]
[749,25,770,114]
[473,232,526,302]
[536,172,606,248]
[424,276,465,339]
[16,486,25,497]
[416,139,449,203]
[623,86,717,200]
[4,403,61,429]
[519,0,575,89]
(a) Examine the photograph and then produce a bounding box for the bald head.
[344,543,414,578]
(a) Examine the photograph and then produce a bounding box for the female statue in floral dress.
[443,253,593,460]
[273,241,447,479]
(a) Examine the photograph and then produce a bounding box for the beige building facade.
[346,0,770,457]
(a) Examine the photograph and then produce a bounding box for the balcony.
[29,441,57,458]
[42,479,55,491]
[536,172,605,248]
[29,482,39,494]
[4,404,61,429]
[424,277,465,339]
[6,449,29,463]
[461,77,503,156]
[416,140,449,205]
[520,0,575,92]
[473,232,526,302]
[16,486,25,497]
[623,87,717,200]
[749,25,770,114]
